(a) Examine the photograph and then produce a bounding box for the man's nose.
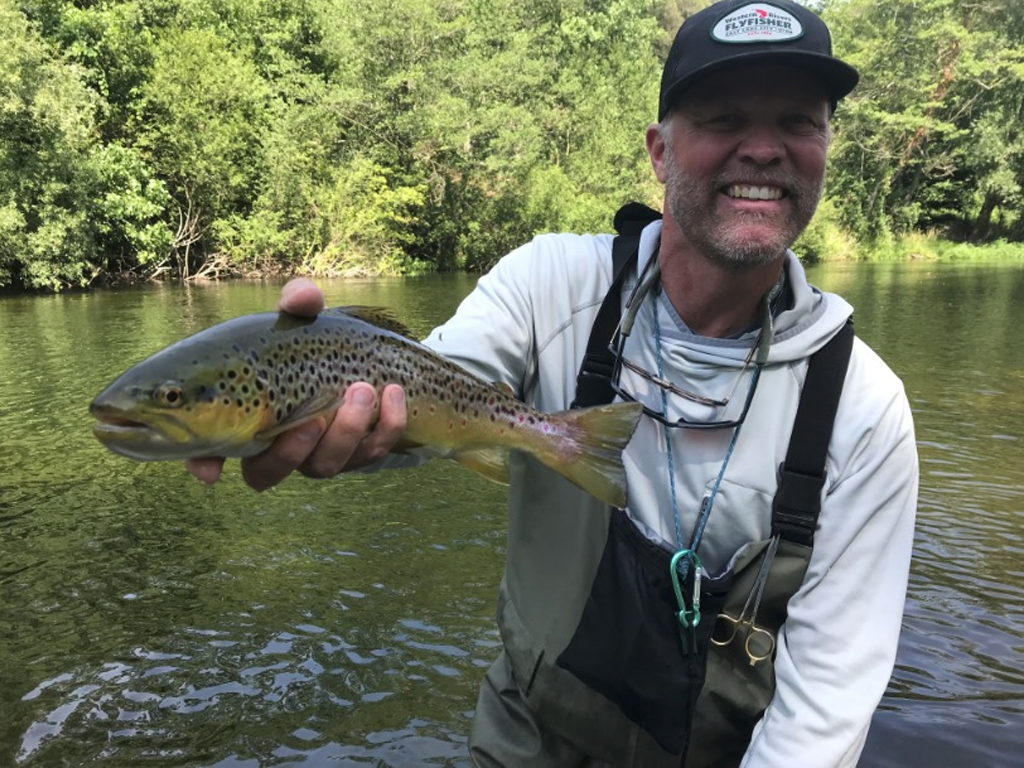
[737,125,785,165]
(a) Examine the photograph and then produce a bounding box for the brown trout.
[90,307,643,507]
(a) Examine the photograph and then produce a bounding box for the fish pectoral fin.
[254,390,343,441]
[451,447,510,485]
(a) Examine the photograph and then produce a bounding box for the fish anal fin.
[452,447,510,486]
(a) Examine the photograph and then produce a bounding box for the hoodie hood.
[634,219,853,368]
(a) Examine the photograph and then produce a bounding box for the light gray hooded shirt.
[413,220,918,767]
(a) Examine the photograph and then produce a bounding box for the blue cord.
[653,316,684,550]
[653,305,760,582]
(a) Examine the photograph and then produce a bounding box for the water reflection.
[2,263,1023,765]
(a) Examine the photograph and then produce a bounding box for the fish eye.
[156,384,185,407]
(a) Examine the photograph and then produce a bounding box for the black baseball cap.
[658,0,859,119]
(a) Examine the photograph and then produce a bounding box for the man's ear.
[646,122,669,184]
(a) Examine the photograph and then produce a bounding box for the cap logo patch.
[711,3,804,44]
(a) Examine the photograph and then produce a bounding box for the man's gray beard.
[663,151,824,271]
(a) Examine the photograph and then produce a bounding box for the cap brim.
[660,50,859,119]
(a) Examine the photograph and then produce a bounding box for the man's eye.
[704,114,743,129]
[785,115,823,133]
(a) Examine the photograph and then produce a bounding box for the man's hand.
[184,278,409,490]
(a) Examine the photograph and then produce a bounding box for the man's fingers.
[298,383,390,478]
[240,419,326,491]
[186,456,225,485]
[336,384,408,471]
[277,278,325,317]
[188,380,406,491]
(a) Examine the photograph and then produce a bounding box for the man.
[188,1,918,765]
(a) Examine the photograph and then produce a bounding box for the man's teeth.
[727,185,783,200]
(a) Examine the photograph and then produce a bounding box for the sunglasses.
[607,256,773,430]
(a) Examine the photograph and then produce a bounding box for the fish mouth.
[89,402,182,459]
[90,403,158,435]
[91,413,155,435]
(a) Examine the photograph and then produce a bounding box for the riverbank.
[796,220,1024,264]
[4,233,1023,296]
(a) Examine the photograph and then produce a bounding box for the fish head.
[90,340,272,461]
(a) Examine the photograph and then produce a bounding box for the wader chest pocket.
[555,509,728,756]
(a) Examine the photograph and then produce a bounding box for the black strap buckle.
[771,465,825,547]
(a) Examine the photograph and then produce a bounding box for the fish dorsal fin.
[254,390,343,441]
[324,306,415,338]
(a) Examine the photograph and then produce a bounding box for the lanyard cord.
[653,315,684,550]
[652,296,769,581]
[687,363,761,554]
[655,319,748,575]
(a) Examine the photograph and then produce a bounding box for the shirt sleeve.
[419,241,538,394]
[365,240,541,472]
[741,347,919,767]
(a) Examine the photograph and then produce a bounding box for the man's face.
[649,65,831,269]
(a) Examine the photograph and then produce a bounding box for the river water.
[1,261,1022,767]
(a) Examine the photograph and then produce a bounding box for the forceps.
[711,534,780,666]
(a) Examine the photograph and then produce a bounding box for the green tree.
[824,0,1024,243]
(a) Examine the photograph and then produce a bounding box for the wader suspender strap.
[770,319,854,546]
[572,204,855,547]
[571,202,662,409]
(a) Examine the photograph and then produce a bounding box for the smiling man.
[188,1,918,766]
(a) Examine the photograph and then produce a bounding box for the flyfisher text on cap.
[658,0,859,119]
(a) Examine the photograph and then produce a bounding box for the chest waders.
[557,203,855,766]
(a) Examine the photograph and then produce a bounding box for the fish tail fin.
[536,402,643,508]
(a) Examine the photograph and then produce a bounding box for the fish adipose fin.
[539,402,643,508]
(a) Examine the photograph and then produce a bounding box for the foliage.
[2,0,1024,290]
[825,0,1024,242]
[793,197,858,263]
